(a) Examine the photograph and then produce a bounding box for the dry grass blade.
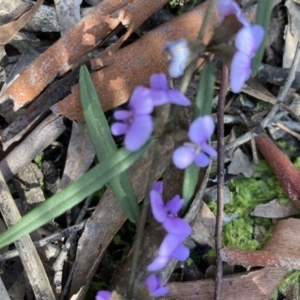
[0,170,55,299]
[0,0,43,46]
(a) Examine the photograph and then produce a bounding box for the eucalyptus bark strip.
[0,170,55,300]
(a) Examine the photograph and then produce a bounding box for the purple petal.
[251,25,264,54]
[95,291,111,300]
[165,195,184,215]
[111,123,129,136]
[149,90,169,106]
[173,146,196,169]
[201,143,217,157]
[163,38,190,78]
[194,152,210,168]
[235,26,256,57]
[150,190,167,223]
[216,0,241,22]
[150,73,168,90]
[130,86,154,115]
[188,116,215,145]
[124,115,153,151]
[167,90,191,106]
[147,255,170,271]
[171,244,190,261]
[163,217,192,238]
[145,274,158,292]
[151,286,169,297]
[159,234,183,257]
[113,110,131,121]
[152,181,164,194]
[230,51,251,93]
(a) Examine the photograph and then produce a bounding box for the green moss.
[278,270,300,295]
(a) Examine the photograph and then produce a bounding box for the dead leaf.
[191,201,216,249]
[251,199,298,218]
[0,0,43,46]
[284,0,300,71]
[227,148,256,178]
[58,122,95,190]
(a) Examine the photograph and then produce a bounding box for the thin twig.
[0,221,86,261]
[214,64,229,300]
[275,122,300,142]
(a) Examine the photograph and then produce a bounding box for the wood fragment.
[162,268,286,300]
[52,1,217,121]
[0,114,66,182]
[0,170,55,300]
[255,134,300,206]
[0,0,43,46]
[0,0,169,110]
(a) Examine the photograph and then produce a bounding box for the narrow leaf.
[79,65,139,222]
[0,143,150,249]
[252,0,273,76]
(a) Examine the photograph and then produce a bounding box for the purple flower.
[111,73,190,151]
[111,87,154,151]
[95,291,111,300]
[147,234,190,271]
[145,275,169,297]
[173,115,217,169]
[150,189,191,237]
[216,0,249,27]
[163,38,190,78]
[148,73,191,106]
[230,25,264,93]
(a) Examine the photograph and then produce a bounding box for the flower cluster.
[216,0,264,93]
[147,182,191,271]
[111,73,190,151]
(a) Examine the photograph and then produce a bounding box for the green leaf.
[0,143,151,249]
[183,62,215,210]
[252,0,273,76]
[79,65,139,222]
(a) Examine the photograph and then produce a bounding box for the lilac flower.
[230,25,264,93]
[111,87,154,151]
[173,115,217,169]
[150,189,191,237]
[163,38,190,78]
[111,73,190,151]
[95,291,111,300]
[147,234,190,271]
[147,73,191,106]
[216,0,248,27]
[145,275,169,297]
